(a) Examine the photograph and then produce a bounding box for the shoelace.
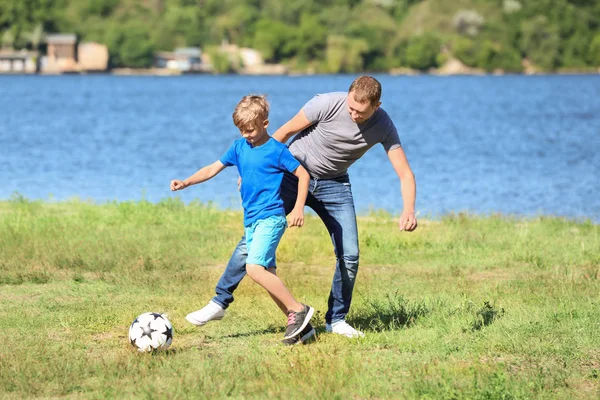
[287,311,296,325]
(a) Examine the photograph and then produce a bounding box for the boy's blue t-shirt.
[219,137,301,226]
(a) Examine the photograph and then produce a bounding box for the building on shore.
[40,33,109,74]
[77,42,109,72]
[154,47,210,73]
[219,41,287,75]
[43,34,78,73]
[0,49,39,73]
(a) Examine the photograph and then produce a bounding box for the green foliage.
[290,13,328,63]
[588,34,600,66]
[469,301,505,331]
[453,37,479,67]
[520,16,560,70]
[324,34,368,73]
[345,4,398,71]
[403,33,441,70]
[252,18,294,63]
[0,0,599,71]
[105,21,154,68]
[205,46,234,74]
[476,40,523,72]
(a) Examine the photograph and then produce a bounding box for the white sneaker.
[326,320,365,338]
[185,301,225,326]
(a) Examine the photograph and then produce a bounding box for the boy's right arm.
[171,160,227,191]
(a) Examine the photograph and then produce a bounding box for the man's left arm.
[387,147,418,232]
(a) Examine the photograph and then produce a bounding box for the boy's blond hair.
[348,76,382,106]
[232,95,270,129]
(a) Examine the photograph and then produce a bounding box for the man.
[186,76,417,343]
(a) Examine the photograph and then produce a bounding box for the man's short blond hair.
[232,95,270,129]
[348,76,382,105]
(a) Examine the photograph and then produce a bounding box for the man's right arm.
[272,110,313,143]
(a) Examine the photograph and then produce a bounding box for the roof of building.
[46,34,77,44]
[174,47,201,57]
[0,49,39,59]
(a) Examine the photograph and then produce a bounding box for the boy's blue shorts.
[245,214,287,268]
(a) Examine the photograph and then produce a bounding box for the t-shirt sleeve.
[219,141,238,167]
[381,119,402,153]
[278,147,301,173]
[302,93,339,123]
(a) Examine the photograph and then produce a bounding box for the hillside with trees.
[1,0,599,73]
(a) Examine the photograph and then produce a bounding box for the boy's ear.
[263,119,269,128]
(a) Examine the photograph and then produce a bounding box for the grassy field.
[1,197,599,399]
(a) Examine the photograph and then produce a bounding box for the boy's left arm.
[288,165,310,227]
[387,147,418,232]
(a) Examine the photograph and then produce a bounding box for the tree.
[252,18,294,63]
[105,21,155,68]
[404,33,440,70]
[1,29,14,49]
[476,40,522,72]
[588,34,600,66]
[290,13,328,63]
[324,35,368,73]
[520,16,560,71]
[453,37,478,67]
[205,46,234,74]
[345,4,398,71]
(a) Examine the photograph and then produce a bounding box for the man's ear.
[374,101,382,110]
[263,119,270,128]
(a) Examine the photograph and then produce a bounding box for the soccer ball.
[129,312,173,352]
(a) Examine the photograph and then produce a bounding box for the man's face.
[347,91,381,123]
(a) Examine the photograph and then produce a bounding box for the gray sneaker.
[281,323,316,346]
[284,304,314,339]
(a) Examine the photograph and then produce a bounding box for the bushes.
[1,0,599,71]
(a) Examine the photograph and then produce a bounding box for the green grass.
[1,197,599,399]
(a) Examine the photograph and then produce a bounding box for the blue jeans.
[213,172,359,324]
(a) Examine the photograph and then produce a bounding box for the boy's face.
[239,119,269,145]
[347,91,381,123]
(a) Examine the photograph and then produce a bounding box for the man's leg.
[185,236,248,326]
[213,236,248,309]
[307,175,363,337]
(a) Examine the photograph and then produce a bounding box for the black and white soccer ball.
[129,312,173,352]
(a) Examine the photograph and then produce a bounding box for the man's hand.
[237,176,242,192]
[287,207,304,227]
[399,211,417,231]
[170,180,187,191]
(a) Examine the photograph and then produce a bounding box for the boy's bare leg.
[266,268,288,314]
[246,264,303,312]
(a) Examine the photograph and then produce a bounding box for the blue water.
[1,74,599,220]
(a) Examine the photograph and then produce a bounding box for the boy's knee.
[246,264,264,280]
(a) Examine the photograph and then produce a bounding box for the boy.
[170,95,314,341]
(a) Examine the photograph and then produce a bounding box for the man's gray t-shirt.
[288,92,401,179]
